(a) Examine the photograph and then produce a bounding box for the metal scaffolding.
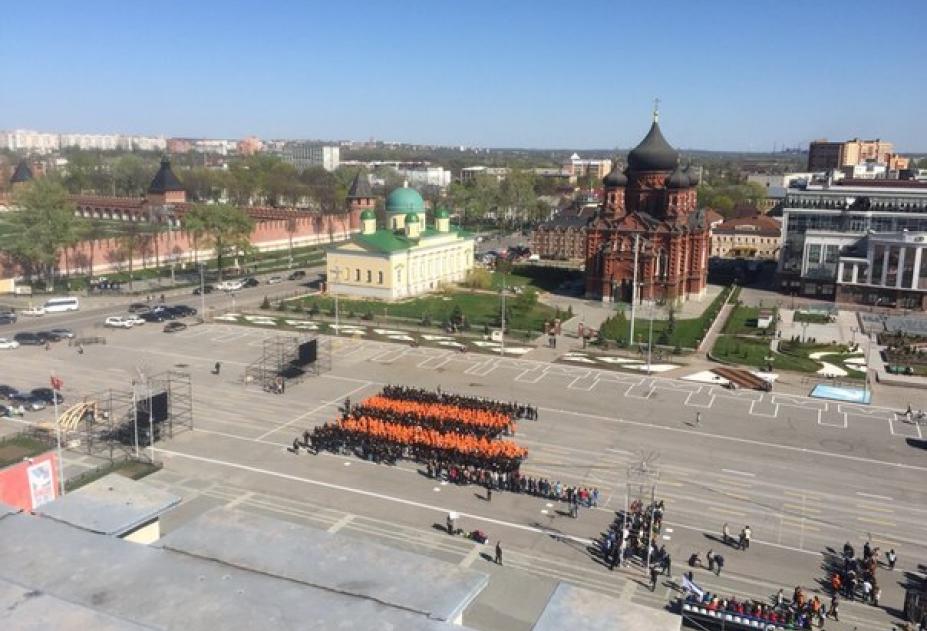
[243,334,329,391]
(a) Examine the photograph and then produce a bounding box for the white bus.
[43,297,80,313]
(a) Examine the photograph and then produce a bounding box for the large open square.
[4,318,925,629]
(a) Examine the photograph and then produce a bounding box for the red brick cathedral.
[584,112,709,303]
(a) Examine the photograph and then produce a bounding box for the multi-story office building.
[777,178,927,304]
[808,138,909,171]
[281,142,340,171]
[562,154,612,184]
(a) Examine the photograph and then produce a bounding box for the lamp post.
[199,263,206,317]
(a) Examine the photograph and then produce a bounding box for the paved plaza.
[3,320,926,630]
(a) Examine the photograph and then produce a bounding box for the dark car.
[35,331,62,344]
[287,270,306,281]
[242,277,260,288]
[163,321,188,333]
[8,392,45,411]
[0,312,16,325]
[13,332,41,346]
[170,305,197,317]
[151,306,176,320]
[49,328,75,339]
[30,388,64,405]
[140,311,167,323]
[0,385,20,399]
[193,284,215,295]
[128,303,150,313]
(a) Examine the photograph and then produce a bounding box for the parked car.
[8,392,46,411]
[0,312,16,325]
[30,388,63,405]
[49,328,75,339]
[124,314,146,326]
[139,311,167,323]
[150,306,176,320]
[287,270,306,281]
[104,316,134,329]
[13,332,42,346]
[35,331,62,344]
[242,277,260,288]
[163,321,188,333]
[169,305,197,317]
[20,305,46,317]
[216,280,244,292]
[128,303,150,313]
[266,276,283,285]
[193,284,215,295]
[0,385,20,399]
[0,338,19,350]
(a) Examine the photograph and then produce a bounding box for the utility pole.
[199,263,206,317]
[500,271,506,356]
[629,234,640,347]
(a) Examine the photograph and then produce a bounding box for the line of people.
[684,584,830,630]
[352,395,514,436]
[380,385,537,420]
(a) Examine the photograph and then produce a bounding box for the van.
[43,297,80,313]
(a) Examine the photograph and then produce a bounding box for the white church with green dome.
[325,183,475,300]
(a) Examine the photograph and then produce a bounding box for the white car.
[104,316,134,329]
[266,276,283,285]
[20,306,46,317]
[0,338,19,350]
[124,314,145,326]
[216,280,244,292]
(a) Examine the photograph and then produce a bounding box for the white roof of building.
[34,473,180,536]
[532,583,681,631]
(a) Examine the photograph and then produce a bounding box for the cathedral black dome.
[627,121,679,172]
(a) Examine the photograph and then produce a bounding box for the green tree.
[184,203,255,280]
[7,179,78,289]
[112,155,155,196]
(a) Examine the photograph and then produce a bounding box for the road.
[3,320,923,630]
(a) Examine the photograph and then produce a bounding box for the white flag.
[682,575,704,600]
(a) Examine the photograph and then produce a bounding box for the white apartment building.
[281,143,340,171]
[395,166,451,188]
[0,129,60,153]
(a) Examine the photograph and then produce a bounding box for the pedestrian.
[714,553,724,576]
[862,578,872,603]
[776,588,784,608]
[829,594,839,621]
[495,541,503,565]
[77,344,84,355]
[214,361,221,375]
[872,584,881,607]
[486,483,492,502]
[887,548,897,570]
[722,522,731,546]
[45,341,51,351]
[742,525,751,550]
[650,564,660,592]
[663,553,672,578]
[707,549,715,573]
[695,411,701,427]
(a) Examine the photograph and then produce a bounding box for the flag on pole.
[681,574,704,600]
[50,375,63,391]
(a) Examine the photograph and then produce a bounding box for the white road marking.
[721,468,755,477]
[458,543,484,568]
[326,514,355,534]
[856,492,893,501]
[255,381,372,440]
[158,448,594,545]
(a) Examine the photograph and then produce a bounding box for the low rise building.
[532,205,596,261]
[460,166,509,183]
[808,137,908,171]
[561,154,612,184]
[326,184,474,300]
[710,213,781,260]
[281,142,340,171]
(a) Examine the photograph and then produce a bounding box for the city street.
[3,320,924,629]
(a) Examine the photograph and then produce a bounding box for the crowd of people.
[353,395,514,437]
[379,386,538,421]
[597,499,667,573]
[830,540,887,606]
[301,387,530,474]
[683,584,829,630]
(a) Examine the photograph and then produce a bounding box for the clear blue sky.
[1,0,923,151]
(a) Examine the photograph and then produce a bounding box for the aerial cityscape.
[1,2,926,630]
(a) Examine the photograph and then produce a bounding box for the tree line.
[2,178,254,290]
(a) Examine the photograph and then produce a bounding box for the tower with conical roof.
[10,160,34,191]
[146,156,186,205]
[346,171,374,230]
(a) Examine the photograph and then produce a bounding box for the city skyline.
[1,1,925,152]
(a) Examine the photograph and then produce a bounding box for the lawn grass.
[490,266,582,292]
[712,335,821,372]
[722,305,770,335]
[794,312,833,324]
[0,434,51,468]
[289,290,557,333]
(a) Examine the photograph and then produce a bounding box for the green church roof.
[405,212,420,223]
[434,208,450,218]
[360,209,376,220]
[386,187,424,214]
[347,227,473,254]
